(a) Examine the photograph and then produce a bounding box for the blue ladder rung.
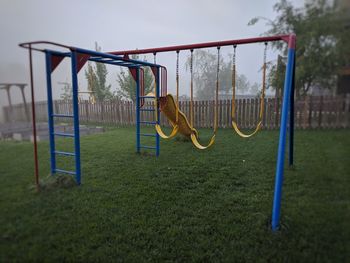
[55,168,76,175]
[140,133,156,137]
[140,108,155,112]
[140,145,156,150]
[52,114,74,118]
[140,121,157,125]
[53,132,75,137]
[139,96,155,99]
[54,150,75,156]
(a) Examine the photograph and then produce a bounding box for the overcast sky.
[0,0,304,107]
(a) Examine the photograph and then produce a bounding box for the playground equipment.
[189,48,220,149]
[153,54,179,139]
[0,83,30,122]
[19,41,162,187]
[151,47,221,149]
[20,34,296,231]
[231,44,267,138]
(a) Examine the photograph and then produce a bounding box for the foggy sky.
[0,0,304,108]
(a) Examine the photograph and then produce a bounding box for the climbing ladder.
[136,67,160,156]
[45,50,81,184]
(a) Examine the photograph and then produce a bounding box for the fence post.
[308,96,313,128]
[3,107,8,122]
[345,94,350,128]
[318,96,323,128]
[275,96,280,129]
[336,96,341,128]
[262,98,267,129]
[302,96,308,129]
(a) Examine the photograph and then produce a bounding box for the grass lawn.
[0,127,349,262]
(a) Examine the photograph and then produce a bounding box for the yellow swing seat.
[231,121,262,138]
[231,43,267,138]
[157,94,199,139]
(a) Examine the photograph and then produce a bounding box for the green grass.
[1,128,349,262]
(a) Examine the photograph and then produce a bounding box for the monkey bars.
[19,41,163,187]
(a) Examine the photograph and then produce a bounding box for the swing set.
[148,42,269,149]
[20,34,296,231]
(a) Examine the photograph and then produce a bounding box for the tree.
[249,0,350,97]
[84,42,114,101]
[267,55,286,98]
[116,54,154,102]
[186,50,220,100]
[186,50,259,100]
[59,81,72,100]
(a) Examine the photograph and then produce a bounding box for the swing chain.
[232,45,237,67]
[216,47,220,82]
[153,52,157,64]
[216,47,221,131]
[190,49,193,78]
[190,49,194,125]
[175,51,180,122]
[176,51,179,82]
[263,42,268,96]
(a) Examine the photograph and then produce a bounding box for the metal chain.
[216,47,220,81]
[260,42,268,116]
[232,45,237,66]
[215,47,221,131]
[190,49,193,81]
[175,51,180,121]
[152,52,158,121]
[231,45,237,120]
[176,51,179,83]
[190,49,194,125]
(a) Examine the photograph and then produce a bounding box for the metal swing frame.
[20,34,296,231]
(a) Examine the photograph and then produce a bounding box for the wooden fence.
[3,95,350,129]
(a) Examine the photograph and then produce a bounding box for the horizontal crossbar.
[53,132,75,137]
[109,34,294,55]
[139,121,157,125]
[139,96,155,99]
[140,133,156,137]
[140,145,156,150]
[52,114,74,118]
[54,150,75,156]
[55,168,76,175]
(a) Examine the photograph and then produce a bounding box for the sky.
[0,0,305,109]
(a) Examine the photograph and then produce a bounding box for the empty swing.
[189,47,220,150]
[231,43,267,138]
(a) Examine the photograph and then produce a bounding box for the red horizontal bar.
[109,34,294,55]
[19,41,73,52]
[18,34,296,58]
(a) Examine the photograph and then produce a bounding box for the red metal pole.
[29,44,40,191]
[109,35,291,55]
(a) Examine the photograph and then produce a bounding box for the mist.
[0,0,305,109]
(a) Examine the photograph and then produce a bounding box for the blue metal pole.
[271,47,295,231]
[71,51,81,185]
[45,51,56,174]
[155,67,160,157]
[74,47,161,68]
[136,68,141,153]
[288,58,296,167]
